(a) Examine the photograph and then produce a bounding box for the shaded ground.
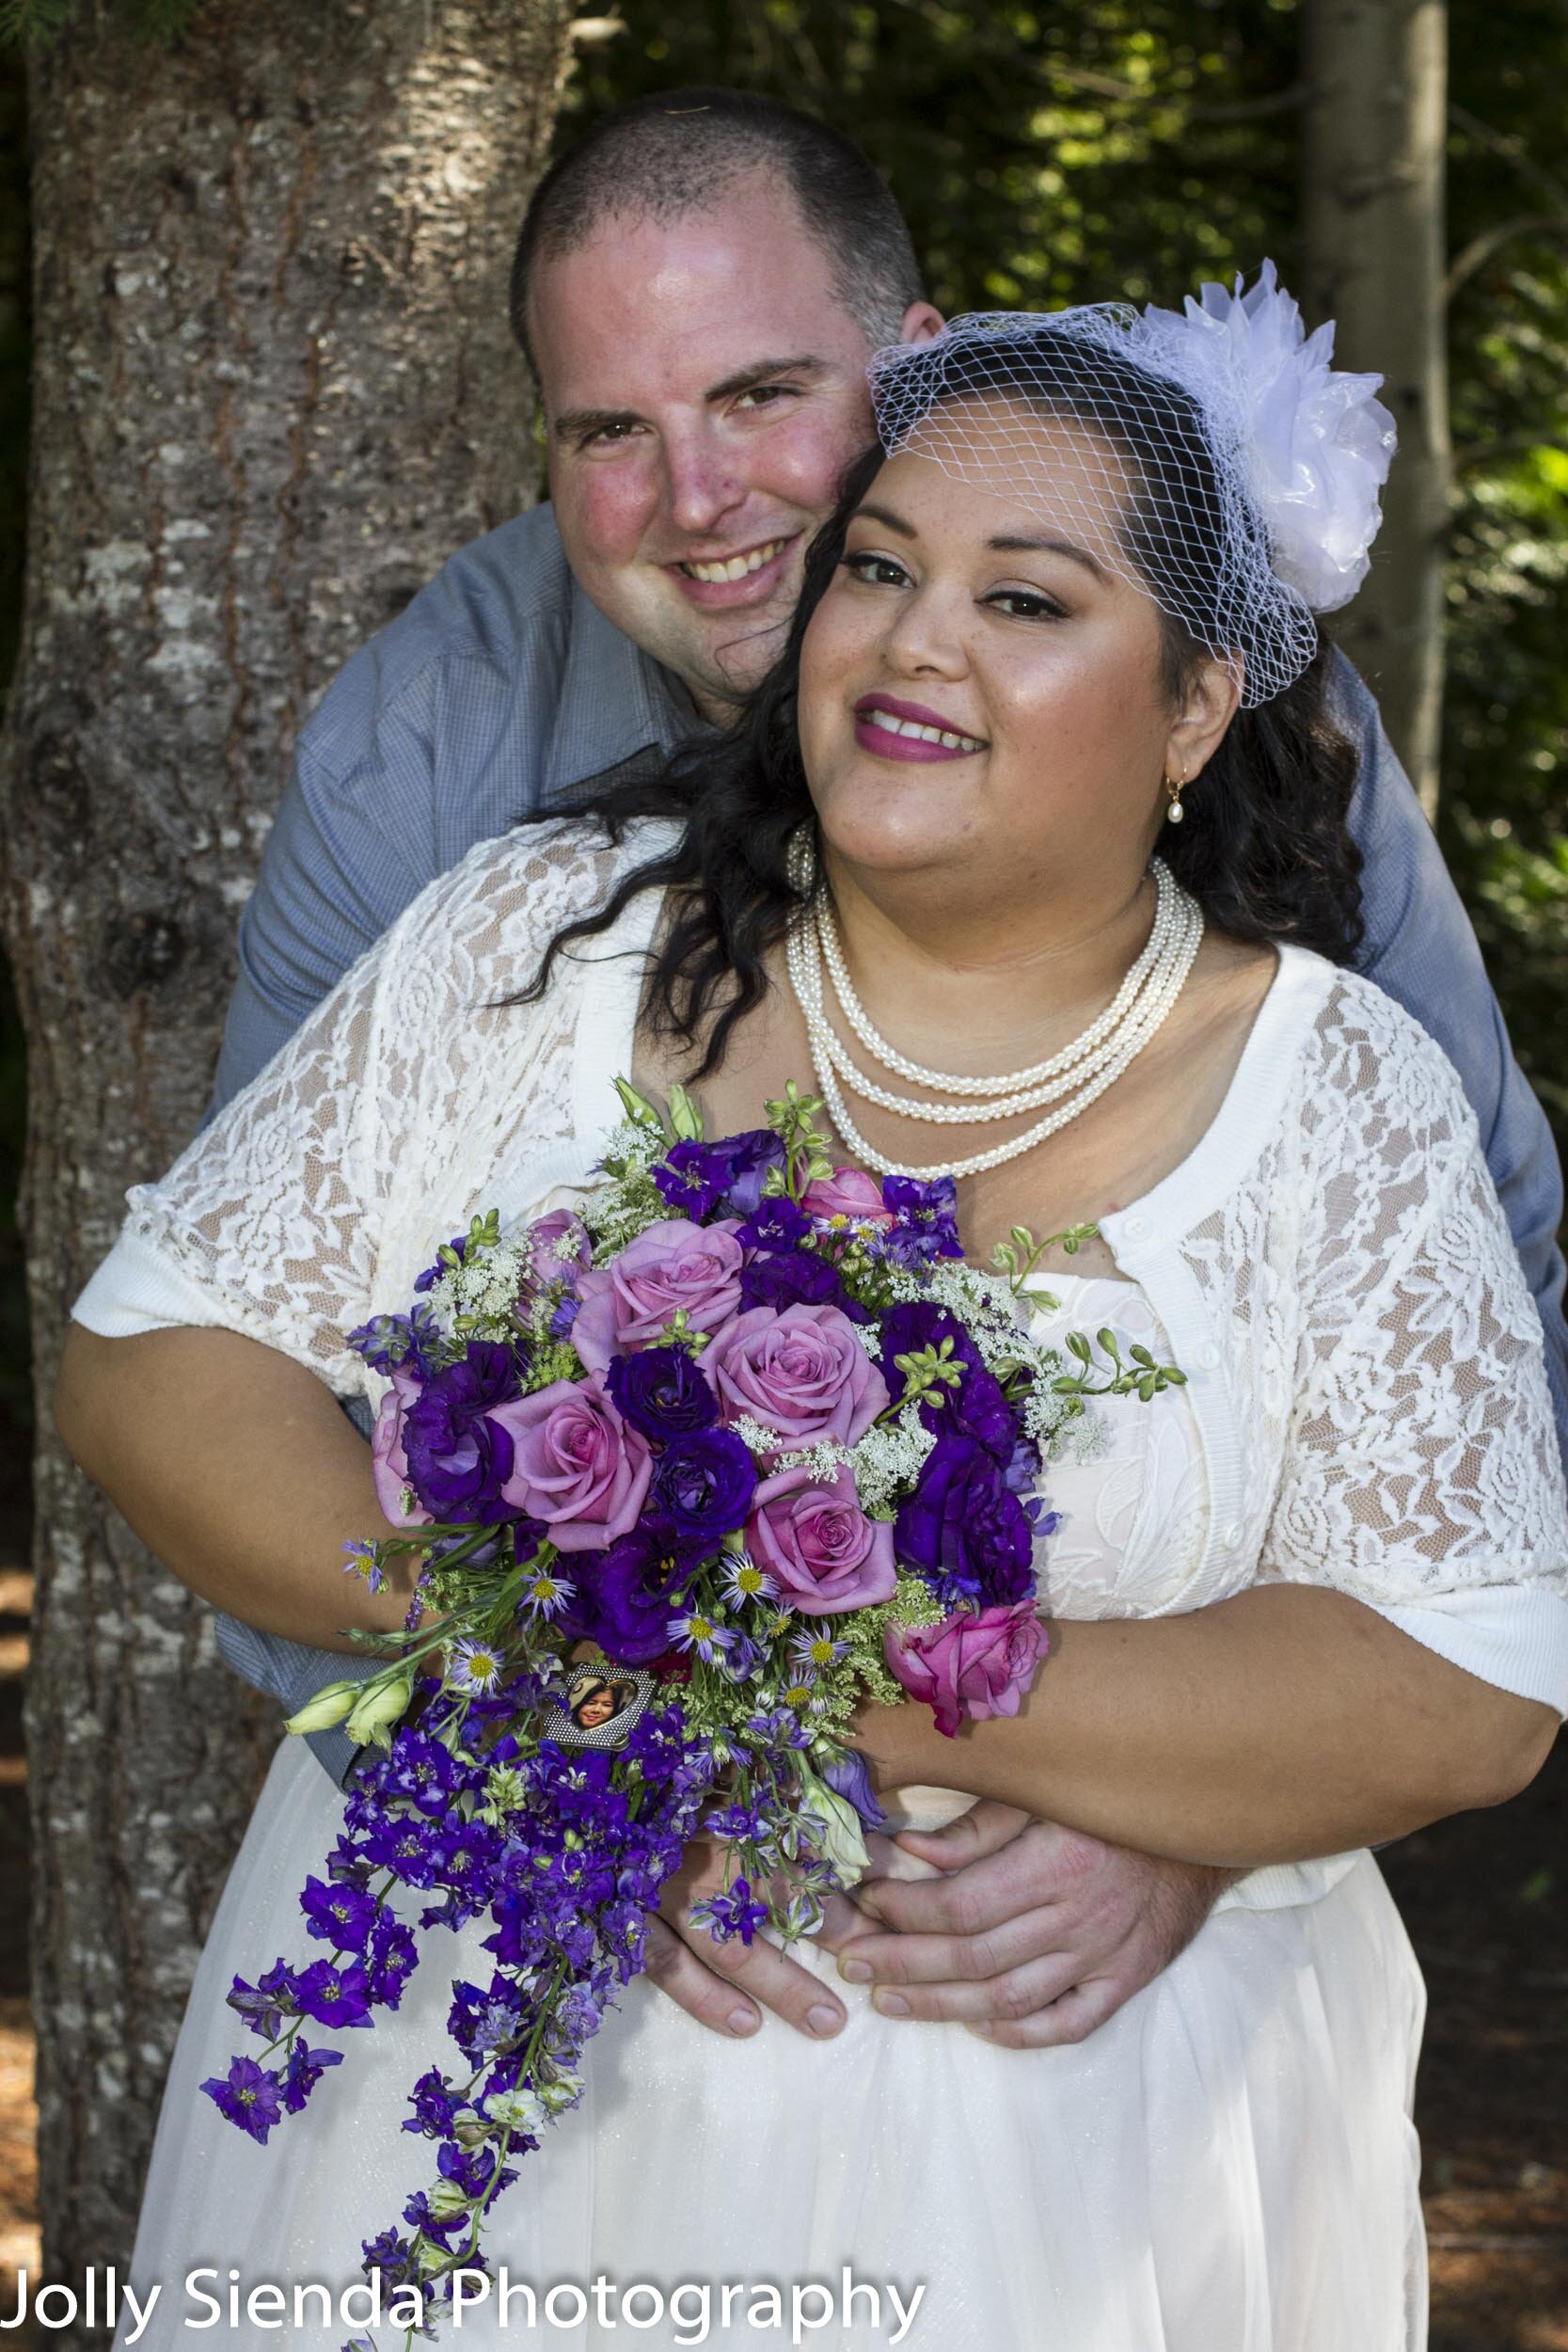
[0,1470,1561,2345]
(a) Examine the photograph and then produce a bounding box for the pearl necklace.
[784,833,1204,1180]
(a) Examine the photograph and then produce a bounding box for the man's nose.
[662,431,749,540]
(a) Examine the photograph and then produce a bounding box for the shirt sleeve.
[1336,650,1568,1463]
[1261,978,1568,1714]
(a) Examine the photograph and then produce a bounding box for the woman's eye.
[987,587,1069,621]
[843,551,911,589]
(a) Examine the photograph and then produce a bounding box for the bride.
[62,282,1564,2350]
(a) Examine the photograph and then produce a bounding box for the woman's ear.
[1164,651,1242,787]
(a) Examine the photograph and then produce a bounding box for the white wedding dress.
[75,825,1568,2352]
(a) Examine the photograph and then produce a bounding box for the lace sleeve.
[101,822,626,1396]
[1262,978,1568,1617]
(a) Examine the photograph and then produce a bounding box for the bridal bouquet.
[200,1080,1180,2344]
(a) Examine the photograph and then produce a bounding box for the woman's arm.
[852,1585,1558,1867]
[55,1323,419,1647]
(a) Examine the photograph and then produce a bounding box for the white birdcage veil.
[865,264,1397,708]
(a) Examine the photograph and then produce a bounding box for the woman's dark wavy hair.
[518,328,1363,1081]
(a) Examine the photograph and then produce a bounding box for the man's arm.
[1333,649,1568,1451]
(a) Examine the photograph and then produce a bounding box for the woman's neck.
[819,847,1160,1076]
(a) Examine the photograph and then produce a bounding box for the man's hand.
[641,1833,894,2042]
[815,1802,1242,2048]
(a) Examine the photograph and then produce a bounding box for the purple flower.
[736,1196,812,1251]
[885,1601,1049,1737]
[413,1232,469,1293]
[225,1960,297,2042]
[703,1302,888,1455]
[749,1465,896,1614]
[738,1245,867,1321]
[881,1173,962,1263]
[557,1521,694,1665]
[300,1873,376,1951]
[880,1303,1020,1458]
[403,2068,460,2141]
[821,1747,888,1831]
[895,1434,1036,1607]
[293,1956,374,2029]
[402,1342,524,1523]
[494,1373,653,1552]
[571,1219,745,1373]
[604,1345,719,1442]
[281,2038,344,2115]
[653,1429,757,1545]
[653,1140,734,1221]
[366,1913,419,2008]
[694,1875,770,1945]
[200,2056,285,2144]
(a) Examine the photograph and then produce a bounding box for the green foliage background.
[0,0,1565,1462]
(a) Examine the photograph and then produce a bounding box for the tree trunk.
[0,1,575,2327]
[1301,0,1449,818]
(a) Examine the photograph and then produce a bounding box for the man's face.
[531,174,941,719]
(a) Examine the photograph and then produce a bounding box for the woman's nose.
[881,586,969,679]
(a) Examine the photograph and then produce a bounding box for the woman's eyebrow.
[848,501,918,538]
[988,532,1108,580]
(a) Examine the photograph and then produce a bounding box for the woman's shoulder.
[1293,950,1481,1157]
[384,814,678,985]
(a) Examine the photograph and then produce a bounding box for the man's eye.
[582,421,643,450]
[736,383,800,412]
[843,551,911,588]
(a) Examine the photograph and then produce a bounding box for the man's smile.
[666,533,800,610]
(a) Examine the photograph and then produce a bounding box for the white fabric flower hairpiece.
[867,262,1398,707]
[1142,259,1397,614]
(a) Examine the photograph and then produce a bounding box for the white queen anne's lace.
[109,827,1564,1634]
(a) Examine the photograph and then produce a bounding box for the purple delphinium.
[200,2055,285,2144]
[300,1873,377,1950]
[880,1173,962,1264]
[693,1875,769,1946]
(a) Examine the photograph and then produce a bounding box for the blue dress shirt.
[207,502,1568,1783]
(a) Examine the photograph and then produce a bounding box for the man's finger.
[857,1841,1059,1939]
[641,1915,763,2039]
[810,1885,882,1956]
[665,1904,847,2041]
[859,1950,1086,2026]
[833,1906,1075,1989]
[886,1800,1033,1873]
[967,1973,1126,2049]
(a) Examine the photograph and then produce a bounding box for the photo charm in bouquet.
[201,1076,1183,2347]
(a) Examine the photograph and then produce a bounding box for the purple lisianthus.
[881,1172,962,1263]
[821,1747,888,1831]
[738,1245,867,1322]
[653,1428,757,1545]
[557,1520,695,1665]
[401,1342,523,1524]
[604,1344,719,1442]
[200,2056,285,2144]
[880,1302,1019,1459]
[895,1433,1036,1606]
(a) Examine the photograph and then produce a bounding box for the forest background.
[0,2,1563,2346]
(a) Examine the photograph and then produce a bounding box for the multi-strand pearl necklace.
[784,832,1205,1180]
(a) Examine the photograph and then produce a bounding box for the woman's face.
[574,1681,618,1729]
[797,402,1233,897]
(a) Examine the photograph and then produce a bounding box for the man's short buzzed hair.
[511,86,925,372]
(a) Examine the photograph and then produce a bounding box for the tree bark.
[0,1,575,2327]
[1301,0,1449,818]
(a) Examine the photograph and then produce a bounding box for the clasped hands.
[651,1803,1239,2050]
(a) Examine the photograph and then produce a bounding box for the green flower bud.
[344,1670,415,1750]
[283,1679,363,1737]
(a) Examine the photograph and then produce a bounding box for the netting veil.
[865,262,1397,707]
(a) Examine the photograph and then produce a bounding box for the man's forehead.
[530,181,872,411]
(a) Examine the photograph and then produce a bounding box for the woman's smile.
[851,691,989,762]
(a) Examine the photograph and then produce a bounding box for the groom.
[197,90,1566,2046]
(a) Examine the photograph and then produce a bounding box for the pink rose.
[884,1603,1049,1739]
[493,1375,652,1551]
[702,1302,888,1455]
[800,1168,894,1226]
[524,1207,592,1290]
[748,1465,895,1615]
[571,1218,745,1374]
[371,1366,432,1527]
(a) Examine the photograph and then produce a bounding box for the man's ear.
[900,302,946,347]
[1166,651,1242,785]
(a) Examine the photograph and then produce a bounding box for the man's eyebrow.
[552,356,829,444]
[705,354,829,402]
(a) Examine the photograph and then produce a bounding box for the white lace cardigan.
[74,821,1568,1715]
